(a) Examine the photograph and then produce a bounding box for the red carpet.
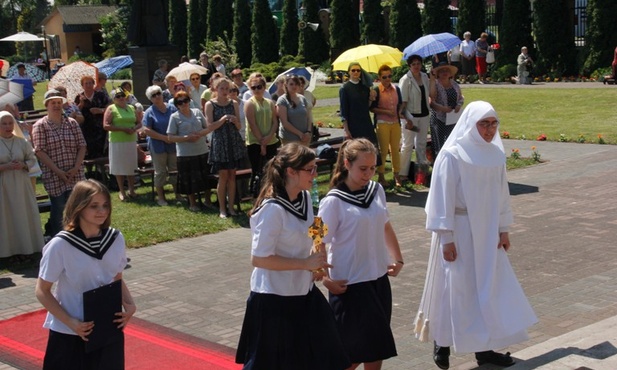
[0,309,240,369]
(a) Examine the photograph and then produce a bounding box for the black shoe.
[433,343,450,369]
[475,350,515,367]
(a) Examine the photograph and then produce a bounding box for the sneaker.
[189,205,201,212]
[157,199,168,206]
[475,350,515,367]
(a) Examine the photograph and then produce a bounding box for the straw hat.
[43,89,67,105]
[432,61,458,77]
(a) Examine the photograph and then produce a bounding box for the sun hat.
[43,89,68,105]
[432,61,458,77]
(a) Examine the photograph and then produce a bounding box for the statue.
[128,0,169,46]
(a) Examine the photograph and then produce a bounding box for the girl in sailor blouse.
[318,138,404,370]
[235,142,350,370]
[35,179,136,370]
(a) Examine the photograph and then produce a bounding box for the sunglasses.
[297,166,318,175]
[250,85,263,91]
[176,98,190,105]
[190,77,200,81]
[151,91,162,98]
[381,75,392,79]
[350,69,361,73]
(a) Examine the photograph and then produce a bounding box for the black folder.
[83,279,123,353]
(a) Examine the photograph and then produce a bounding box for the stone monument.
[128,0,179,101]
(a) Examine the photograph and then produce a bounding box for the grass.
[33,180,250,250]
[312,86,617,145]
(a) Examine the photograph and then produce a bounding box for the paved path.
[2,138,617,369]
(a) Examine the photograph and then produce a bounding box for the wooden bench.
[137,164,253,212]
[206,168,253,212]
[37,194,51,214]
[83,157,110,186]
[310,135,344,148]
[135,166,178,201]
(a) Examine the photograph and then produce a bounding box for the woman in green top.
[244,74,280,178]
[103,91,142,201]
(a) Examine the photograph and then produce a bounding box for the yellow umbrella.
[332,44,404,73]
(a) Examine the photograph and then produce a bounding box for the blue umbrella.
[403,32,462,59]
[95,55,133,78]
[7,63,45,82]
[268,67,314,95]
[9,78,35,99]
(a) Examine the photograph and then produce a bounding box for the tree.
[422,0,452,35]
[497,0,533,68]
[279,0,298,56]
[533,0,576,76]
[220,1,234,41]
[188,0,207,58]
[330,0,360,59]
[168,0,187,56]
[232,0,252,67]
[456,0,485,39]
[208,0,232,42]
[100,4,131,57]
[389,0,423,51]
[583,0,617,75]
[361,0,384,45]
[251,0,278,63]
[298,0,329,65]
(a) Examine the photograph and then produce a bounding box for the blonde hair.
[63,180,112,231]
[211,76,231,90]
[330,138,378,189]
[250,142,316,215]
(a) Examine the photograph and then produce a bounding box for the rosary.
[1,137,15,161]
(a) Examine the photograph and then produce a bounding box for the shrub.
[68,53,99,64]
[490,64,517,82]
[111,68,132,80]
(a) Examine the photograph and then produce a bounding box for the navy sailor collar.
[254,190,310,221]
[326,180,379,209]
[56,228,119,260]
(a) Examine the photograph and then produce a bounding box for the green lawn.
[312,86,617,144]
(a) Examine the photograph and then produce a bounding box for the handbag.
[486,50,495,64]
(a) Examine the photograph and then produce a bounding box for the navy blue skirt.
[329,274,397,363]
[236,285,350,370]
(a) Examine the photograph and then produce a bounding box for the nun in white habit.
[414,101,537,369]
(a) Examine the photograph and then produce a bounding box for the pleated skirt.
[329,274,397,363]
[236,286,351,370]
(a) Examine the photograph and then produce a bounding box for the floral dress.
[208,101,247,172]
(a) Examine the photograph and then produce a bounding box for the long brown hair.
[63,179,112,231]
[329,138,378,189]
[250,142,316,215]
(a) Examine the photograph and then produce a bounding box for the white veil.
[437,101,505,167]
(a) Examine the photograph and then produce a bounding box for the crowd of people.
[0,45,539,370]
